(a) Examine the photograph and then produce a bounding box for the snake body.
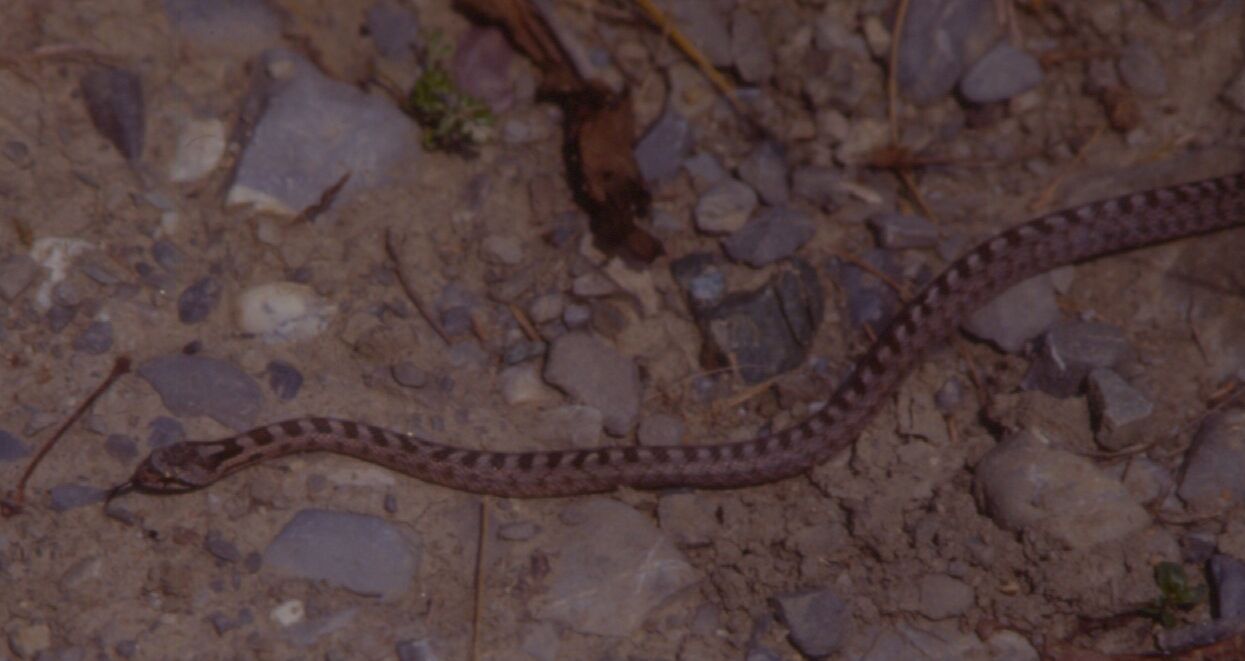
[125,173,1245,497]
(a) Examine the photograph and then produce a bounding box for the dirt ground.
[3,1,1245,660]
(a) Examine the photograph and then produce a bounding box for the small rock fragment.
[722,207,815,268]
[695,179,758,235]
[771,588,851,657]
[80,67,145,160]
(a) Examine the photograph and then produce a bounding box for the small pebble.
[50,484,107,511]
[391,361,429,388]
[204,530,243,563]
[497,521,541,541]
[266,360,304,400]
[147,416,186,448]
[178,276,222,324]
[46,304,77,333]
[73,320,114,355]
[0,429,32,461]
[104,434,139,462]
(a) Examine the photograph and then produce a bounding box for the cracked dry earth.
[3,0,1245,660]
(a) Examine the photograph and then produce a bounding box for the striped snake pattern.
[121,172,1245,498]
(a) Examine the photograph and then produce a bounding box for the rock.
[1118,41,1168,97]
[731,8,773,84]
[963,274,1060,353]
[532,498,697,636]
[162,0,284,56]
[390,361,429,389]
[832,250,902,331]
[104,434,139,462]
[453,27,516,112]
[1021,320,1132,397]
[1087,368,1153,450]
[76,319,116,354]
[235,282,334,342]
[694,179,758,235]
[7,622,51,658]
[169,118,226,182]
[683,153,728,192]
[178,276,223,324]
[0,428,30,460]
[698,259,824,384]
[265,509,420,598]
[49,484,108,512]
[395,638,440,661]
[137,354,263,432]
[0,254,41,302]
[534,405,603,447]
[497,521,541,542]
[897,0,1000,104]
[917,574,974,619]
[671,252,728,312]
[367,1,421,59]
[771,587,851,657]
[959,42,1043,103]
[501,363,556,406]
[974,431,1150,548]
[527,293,565,324]
[722,207,815,268]
[227,50,421,215]
[737,142,789,206]
[1210,554,1245,618]
[80,67,145,160]
[862,621,988,660]
[791,166,842,211]
[1122,457,1173,505]
[46,304,77,333]
[204,530,243,563]
[868,212,940,249]
[1179,410,1245,514]
[635,111,693,183]
[666,0,732,67]
[544,334,641,436]
[146,416,186,448]
[266,360,304,400]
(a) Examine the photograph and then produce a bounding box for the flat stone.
[963,274,1059,353]
[772,587,851,657]
[694,179,758,235]
[80,67,145,160]
[0,429,31,462]
[178,276,222,324]
[1022,320,1132,397]
[974,431,1150,548]
[731,8,773,84]
[50,484,108,512]
[1118,41,1168,97]
[1087,368,1154,450]
[960,42,1043,104]
[532,498,697,636]
[137,354,263,432]
[897,0,1000,104]
[665,0,732,67]
[917,574,975,619]
[722,207,815,268]
[635,111,693,183]
[1210,554,1245,618]
[1179,410,1245,514]
[544,334,641,436]
[868,212,939,249]
[265,508,420,598]
[266,360,304,400]
[737,142,789,206]
[73,320,114,355]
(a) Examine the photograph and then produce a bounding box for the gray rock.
[974,431,1150,548]
[46,304,77,333]
[917,574,974,619]
[1118,41,1168,97]
[266,360,303,400]
[3,139,32,168]
[207,608,253,634]
[49,484,108,512]
[731,8,773,84]
[204,530,243,563]
[391,361,429,389]
[737,142,789,206]
[146,415,186,448]
[959,42,1043,103]
[562,303,591,329]
[265,509,419,598]
[963,274,1059,353]
[532,498,697,636]
[722,207,815,268]
[151,240,183,271]
[162,0,284,56]
[683,153,728,192]
[671,252,728,312]
[544,334,641,436]
[395,638,439,661]
[138,354,263,432]
[635,111,693,183]
[833,250,902,331]
[771,587,851,657]
[0,429,31,462]
[699,259,824,384]
[80,67,145,160]
[868,212,940,249]
[1022,320,1132,397]
[527,293,564,324]
[1122,457,1173,505]
[178,276,222,324]
[453,27,517,112]
[366,1,421,59]
[695,179,758,235]
[1087,368,1153,450]
[1179,410,1245,514]
[229,50,421,215]
[1210,554,1245,618]
[861,621,989,660]
[897,0,1000,104]
[73,320,114,355]
[0,254,41,301]
[666,0,732,67]
[104,434,139,462]
[791,166,842,211]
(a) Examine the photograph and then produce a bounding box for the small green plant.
[1139,562,1207,628]
[406,33,494,155]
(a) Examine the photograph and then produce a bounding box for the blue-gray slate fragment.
[264,509,420,598]
[50,484,108,512]
[137,354,262,431]
[0,429,31,461]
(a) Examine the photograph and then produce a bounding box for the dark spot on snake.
[248,426,275,445]
[755,436,770,454]
[651,447,670,462]
[280,420,303,436]
[729,444,745,460]
[778,434,793,450]
[490,453,507,469]
[341,420,360,439]
[368,425,389,447]
[546,452,564,469]
[310,417,332,434]
[518,453,535,470]
[706,446,722,460]
[277,442,293,454]
[596,449,611,466]
[432,448,455,462]
[622,447,640,463]
[459,451,481,467]
[571,452,588,469]
[679,447,698,462]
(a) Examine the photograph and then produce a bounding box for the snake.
[118,171,1245,499]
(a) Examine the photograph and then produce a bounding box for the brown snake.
[119,172,1245,498]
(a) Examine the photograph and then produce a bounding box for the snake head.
[127,443,218,494]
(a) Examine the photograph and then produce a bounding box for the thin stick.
[470,498,488,661]
[385,228,452,346]
[2,356,131,517]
